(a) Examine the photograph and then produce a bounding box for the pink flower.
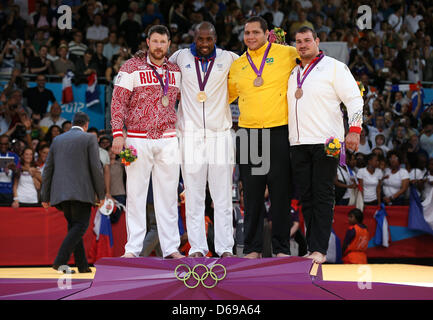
[129,145,137,157]
[325,137,334,145]
[268,30,277,43]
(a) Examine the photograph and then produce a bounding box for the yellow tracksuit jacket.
[228,42,299,128]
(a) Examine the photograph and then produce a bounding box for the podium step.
[64,256,337,300]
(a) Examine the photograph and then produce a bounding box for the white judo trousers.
[180,130,234,256]
[124,136,180,257]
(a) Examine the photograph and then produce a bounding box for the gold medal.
[161,95,169,107]
[253,77,264,87]
[295,88,303,99]
[197,91,207,102]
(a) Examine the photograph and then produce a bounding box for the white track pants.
[180,131,234,256]
[124,137,180,258]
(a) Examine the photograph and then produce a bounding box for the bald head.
[194,22,216,37]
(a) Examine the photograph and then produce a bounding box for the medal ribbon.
[246,42,272,78]
[339,142,346,166]
[296,52,324,89]
[149,64,169,96]
[194,57,215,92]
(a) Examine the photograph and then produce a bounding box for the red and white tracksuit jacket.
[111,54,181,139]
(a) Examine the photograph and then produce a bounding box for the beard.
[149,48,167,61]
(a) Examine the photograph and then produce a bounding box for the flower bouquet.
[324,137,341,158]
[268,27,287,45]
[119,145,137,166]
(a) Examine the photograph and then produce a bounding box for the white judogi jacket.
[287,55,363,146]
[169,47,239,136]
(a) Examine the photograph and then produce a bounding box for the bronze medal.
[253,76,264,87]
[197,91,207,102]
[295,88,303,99]
[161,95,169,107]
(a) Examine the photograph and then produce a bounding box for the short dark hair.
[387,150,401,163]
[72,112,90,127]
[148,25,171,40]
[0,134,10,143]
[296,26,317,39]
[87,126,99,135]
[245,16,268,33]
[61,120,71,128]
[366,152,378,163]
[349,208,364,224]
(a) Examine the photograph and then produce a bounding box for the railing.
[399,80,433,86]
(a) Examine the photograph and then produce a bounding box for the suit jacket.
[41,127,105,206]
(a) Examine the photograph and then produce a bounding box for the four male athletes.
[111,17,362,262]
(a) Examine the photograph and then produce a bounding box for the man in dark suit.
[41,112,105,274]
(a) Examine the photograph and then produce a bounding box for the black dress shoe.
[78,267,92,273]
[53,265,76,274]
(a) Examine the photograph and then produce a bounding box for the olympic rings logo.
[174,263,226,289]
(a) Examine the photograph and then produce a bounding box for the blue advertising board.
[0,81,106,130]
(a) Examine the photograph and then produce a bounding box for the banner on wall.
[44,82,106,130]
[0,81,106,130]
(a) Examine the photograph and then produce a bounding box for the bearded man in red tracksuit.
[110,25,184,259]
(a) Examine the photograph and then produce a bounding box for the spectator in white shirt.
[358,127,372,155]
[298,0,312,10]
[408,153,428,200]
[382,151,410,205]
[86,14,109,46]
[357,153,383,206]
[103,32,120,65]
[407,49,425,83]
[12,147,41,208]
[405,4,423,35]
[387,6,403,33]
[270,0,284,27]
[420,123,433,156]
[119,1,142,26]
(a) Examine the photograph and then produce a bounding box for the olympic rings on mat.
[174,263,227,289]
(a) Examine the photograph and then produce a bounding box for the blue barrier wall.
[1,81,106,130]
